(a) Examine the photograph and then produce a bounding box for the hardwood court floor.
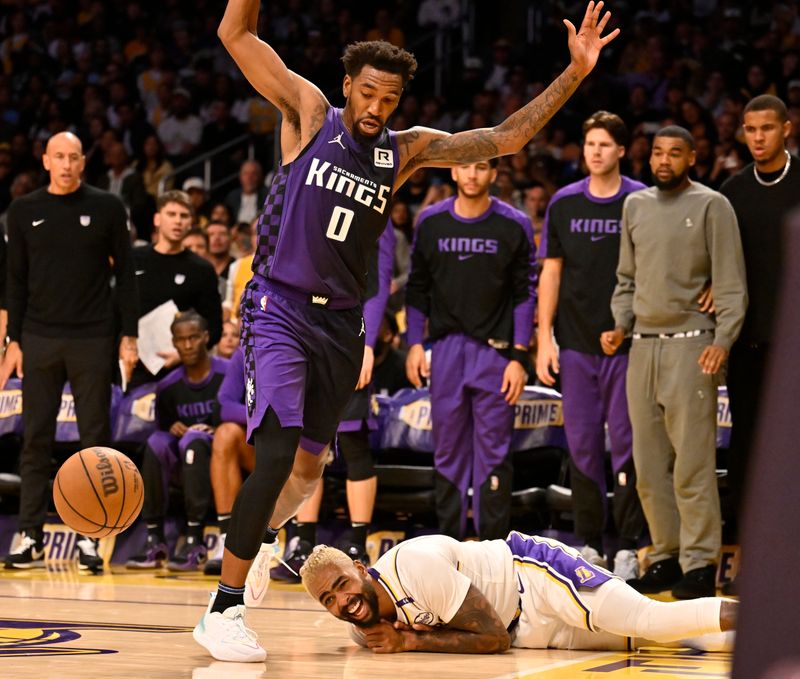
[0,566,732,679]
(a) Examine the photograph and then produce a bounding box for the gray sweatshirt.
[611,182,747,350]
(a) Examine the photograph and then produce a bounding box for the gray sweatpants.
[626,333,721,573]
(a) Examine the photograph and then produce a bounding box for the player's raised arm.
[218,0,328,158]
[394,1,619,186]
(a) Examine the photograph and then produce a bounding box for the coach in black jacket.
[1,131,139,571]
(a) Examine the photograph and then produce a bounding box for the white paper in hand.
[137,300,180,375]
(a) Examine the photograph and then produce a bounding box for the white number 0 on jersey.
[326,206,354,242]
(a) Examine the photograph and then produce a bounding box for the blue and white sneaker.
[193,592,266,662]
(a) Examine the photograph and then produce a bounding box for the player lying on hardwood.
[301,532,736,654]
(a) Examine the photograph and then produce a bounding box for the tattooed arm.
[394,1,620,187]
[362,584,511,654]
[218,0,328,162]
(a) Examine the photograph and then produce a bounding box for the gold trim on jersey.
[513,558,594,631]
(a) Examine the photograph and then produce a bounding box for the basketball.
[53,447,144,539]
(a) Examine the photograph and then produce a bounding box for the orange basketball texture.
[53,447,144,538]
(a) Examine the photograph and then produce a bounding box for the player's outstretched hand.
[564,1,620,77]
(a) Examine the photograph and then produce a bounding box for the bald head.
[43,132,85,195]
[45,131,83,156]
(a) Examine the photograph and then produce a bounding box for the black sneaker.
[672,565,717,599]
[167,535,208,572]
[126,533,168,569]
[76,537,104,573]
[627,557,682,593]
[4,532,45,569]
[270,538,313,583]
[341,542,370,567]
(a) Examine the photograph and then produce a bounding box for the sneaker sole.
[4,561,45,570]
[192,622,267,662]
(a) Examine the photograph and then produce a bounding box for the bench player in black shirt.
[406,158,537,540]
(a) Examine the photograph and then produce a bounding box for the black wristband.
[510,347,530,370]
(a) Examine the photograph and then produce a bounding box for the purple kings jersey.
[253,107,399,305]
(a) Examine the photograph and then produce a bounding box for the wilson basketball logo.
[94,449,119,497]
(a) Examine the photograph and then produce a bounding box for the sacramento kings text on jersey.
[252,107,398,305]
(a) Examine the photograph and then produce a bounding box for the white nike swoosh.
[32,219,45,226]
[458,254,474,261]
[135,270,146,275]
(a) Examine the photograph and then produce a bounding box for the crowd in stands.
[0,0,797,589]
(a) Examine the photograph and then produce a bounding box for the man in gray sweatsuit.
[601,125,747,600]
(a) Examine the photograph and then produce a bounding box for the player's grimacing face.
[742,109,791,166]
[343,66,403,139]
[451,161,497,197]
[311,562,382,628]
[583,127,625,177]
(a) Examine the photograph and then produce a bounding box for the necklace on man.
[754,149,791,186]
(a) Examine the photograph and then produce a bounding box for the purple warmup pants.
[559,349,644,549]
[430,334,514,539]
[142,429,213,524]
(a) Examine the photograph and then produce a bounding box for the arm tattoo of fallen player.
[409,585,510,653]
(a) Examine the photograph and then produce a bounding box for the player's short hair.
[156,189,193,214]
[744,94,788,123]
[299,545,356,596]
[170,308,208,335]
[654,124,695,150]
[342,41,418,87]
[583,110,629,147]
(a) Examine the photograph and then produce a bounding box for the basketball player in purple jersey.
[195,0,620,662]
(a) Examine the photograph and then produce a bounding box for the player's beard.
[346,579,382,628]
[352,117,385,147]
[653,169,688,191]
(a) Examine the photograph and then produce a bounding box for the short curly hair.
[342,41,417,87]
[299,544,356,597]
